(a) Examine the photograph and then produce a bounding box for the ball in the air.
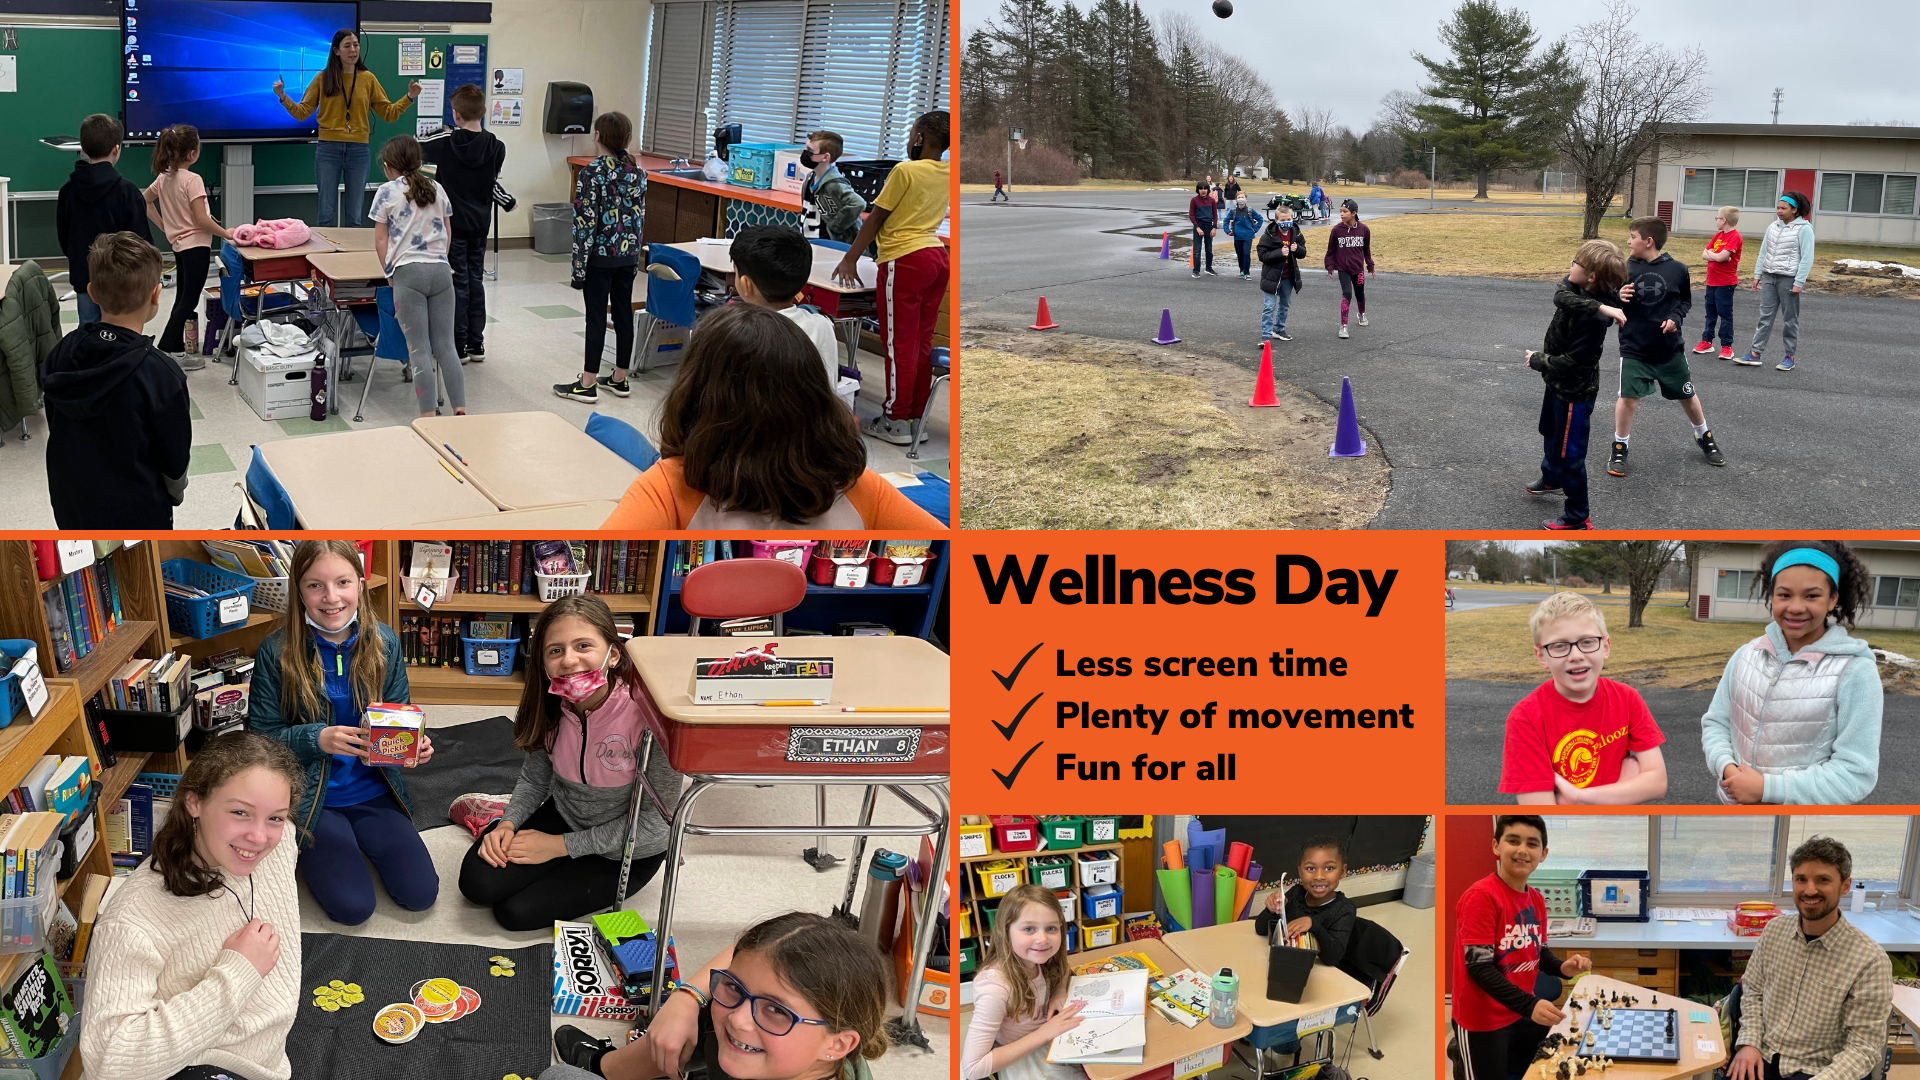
[1212,0,1233,16]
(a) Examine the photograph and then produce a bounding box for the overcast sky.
[962,0,1920,133]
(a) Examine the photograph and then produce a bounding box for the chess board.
[1574,1008,1681,1063]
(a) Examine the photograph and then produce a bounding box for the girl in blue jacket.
[250,538,439,925]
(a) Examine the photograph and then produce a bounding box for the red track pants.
[877,245,950,421]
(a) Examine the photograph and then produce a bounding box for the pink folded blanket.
[229,218,314,249]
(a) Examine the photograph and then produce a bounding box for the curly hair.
[1753,539,1872,627]
[149,731,305,897]
[1789,835,1852,882]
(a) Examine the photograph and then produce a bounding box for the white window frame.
[1818,171,1920,217]
[1713,567,1757,601]
[1874,574,1920,610]
[1550,816,1920,906]
[1679,167,1782,211]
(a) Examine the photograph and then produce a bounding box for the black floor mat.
[291,933,553,1080]
[403,715,522,832]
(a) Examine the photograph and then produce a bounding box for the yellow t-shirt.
[872,158,949,264]
[283,69,412,143]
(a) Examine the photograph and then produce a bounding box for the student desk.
[620,634,950,1046]
[312,227,378,252]
[256,425,496,527]
[412,411,640,510]
[1528,976,1724,1080]
[1070,938,1254,1080]
[1550,910,1920,951]
[1163,922,1371,1055]
[223,237,340,387]
[306,249,388,418]
[1892,985,1920,1036]
[415,500,620,528]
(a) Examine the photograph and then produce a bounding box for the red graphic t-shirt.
[1452,872,1548,1031]
[1706,229,1744,287]
[1499,677,1664,794]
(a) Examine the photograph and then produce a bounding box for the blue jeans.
[1538,389,1595,522]
[1261,279,1293,335]
[1700,283,1734,346]
[1233,235,1253,275]
[75,292,102,325]
[314,141,371,227]
[297,789,439,925]
[1191,226,1214,272]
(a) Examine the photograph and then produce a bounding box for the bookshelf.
[378,540,666,707]
[148,539,391,662]
[957,822,1126,971]
[653,540,949,640]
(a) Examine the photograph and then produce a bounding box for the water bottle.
[310,361,328,421]
[857,849,910,953]
[1210,967,1239,1028]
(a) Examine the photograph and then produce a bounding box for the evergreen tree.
[1410,0,1577,198]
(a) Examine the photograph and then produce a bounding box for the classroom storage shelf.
[954,816,1126,969]
[653,540,948,640]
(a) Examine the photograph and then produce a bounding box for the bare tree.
[1617,539,1685,628]
[1199,50,1278,178]
[1556,0,1712,238]
[1292,104,1339,182]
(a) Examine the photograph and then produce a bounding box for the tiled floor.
[956,900,1436,1080]
[304,704,950,1078]
[0,249,950,528]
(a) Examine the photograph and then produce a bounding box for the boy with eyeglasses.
[1498,592,1668,804]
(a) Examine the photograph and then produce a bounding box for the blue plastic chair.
[244,446,299,530]
[584,411,660,471]
[636,243,703,373]
[907,346,950,461]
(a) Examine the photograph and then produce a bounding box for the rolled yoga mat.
[1232,874,1260,921]
[1163,840,1185,870]
[1190,864,1216,928]
[1158,868,1193,930]
[1227,841,1254,878]
[1214,864,1238,926]
[1187,822,1226,872]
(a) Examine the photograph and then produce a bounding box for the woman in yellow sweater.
[272,29,419,227]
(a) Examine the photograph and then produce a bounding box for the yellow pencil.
[436,458,466,484]
[841,707,948,713]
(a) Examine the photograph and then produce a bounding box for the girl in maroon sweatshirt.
[1324,198,1376,337]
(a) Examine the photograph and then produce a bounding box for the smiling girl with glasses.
[547,912,889,1080]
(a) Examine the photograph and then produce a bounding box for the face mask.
[305,610,357,637]
[548,645,615,704]
[800,148,819,169]
[907,139,924,161]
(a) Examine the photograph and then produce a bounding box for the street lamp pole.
[1423,139,1436,208]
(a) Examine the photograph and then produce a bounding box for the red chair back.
[682,558,808,626]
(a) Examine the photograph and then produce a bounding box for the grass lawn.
[1365,212,1920,291]
[1448,581,1687,598]
[1447,601,1920,689]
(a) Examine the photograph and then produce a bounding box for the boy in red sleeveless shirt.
[1499,592,1668,804]
[1450,816,1592,1080]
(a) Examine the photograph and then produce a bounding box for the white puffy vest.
[1759,219,1805,276]
[1724,633,1854,794]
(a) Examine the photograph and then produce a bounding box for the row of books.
[201,537,295,580]
[39,561,126,674]
[0,813,67,903]
[103,651,193,715]
[401,540,653,596]
[4,756,90,827]
[106,783,155,868]
[399,614,518,667]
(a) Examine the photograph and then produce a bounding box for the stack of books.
[39,561,126,673]
[4,755,91,824]
[201,537,294,580]
[102,651,192,714]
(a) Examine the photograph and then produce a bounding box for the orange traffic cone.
[1029,296,1060,330]
[1248,341,1280,407]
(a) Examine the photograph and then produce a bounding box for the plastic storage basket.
[835,159,900,203]
[991,816,1041,852]
[973,860,1022,898]
[134,772,183,799]
[161,559,257,640]
[1042,816,1085,850]
[1082,917,1120,949]
[727,143,803,189]
[0,833,63,955]
[748,540,817,568]
[0,641,38,727]
[1082,884,1120,920]
[535,569,592,602]
[201,542,289,613]
[462,636,520,677]
[1085,816,1121,843]
[1077,850,1119,887]
[1532,868,1582,917]
[0,978,81,1080]
[957,822,992,858]
[1028,855,1072,891]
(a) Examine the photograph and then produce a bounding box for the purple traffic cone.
[1159,231,1171,259]
[1329,375,1367,457]
[1152,308,1181,345]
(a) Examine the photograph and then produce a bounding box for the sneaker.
[1274,330,1291,342]
[1545,516,1593,531]
[1776,356,1795,371]
[553,379,598,404]
[1718,345,1735,360]
[1202,267,1217,276]
[602,375,633,398]
[1692,340,1714,354]
[448,793,508,838]
[175,350,207,372]
[1733,351,1763,367]
[1241,273,1252,280]
[1696,430,1725,466]
[1607,440,1629,477]
[466,348,485,363]
[554,1024,614,1072]
[1524,479,1562,497]
[1357,313,1368,326]
[1192,271,1201,279]
[862,414,918,445]
[1338,324,1350,339]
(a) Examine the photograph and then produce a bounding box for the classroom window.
[1541,817,1647,876]
[1682,168,1779,210]
[1715,568,1757,600]
[1783,816,1907,893]
[1682,169,1715,207]
[1819,173,1853,214]
[1876,575,1920,609]
[645,1,720,160]
[1743,170,1779,209]
[1656,816,1775,893]
[1819,172,1920,216]
[1852,173,1885,214]
[1886,175,1918,216]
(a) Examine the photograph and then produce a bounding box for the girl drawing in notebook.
[961,883,1087,1080]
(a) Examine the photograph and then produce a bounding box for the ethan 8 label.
[785,727,920,762]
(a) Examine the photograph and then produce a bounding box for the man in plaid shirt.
[1731,836,1892,1080]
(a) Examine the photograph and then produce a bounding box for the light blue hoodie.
[1700,621,1882,804]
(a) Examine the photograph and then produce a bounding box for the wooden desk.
[1069,938,1254,1080]
[662,239,878,293]
[236,237,338,270]
[306,250,387,283]
[412,411,640,511]
[414,501,620,528]
[257,426,496,528]
[313,227,378,251]
[1528,976,1725,1080]
[1163,921,1370,1046]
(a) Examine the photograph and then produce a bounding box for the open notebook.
[1046,968,1150,1066]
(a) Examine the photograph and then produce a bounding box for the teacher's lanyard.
[346,69,360,113]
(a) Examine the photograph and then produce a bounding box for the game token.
[374,1003,425,1044]
[346,983,362,993]
[330,980,346,989]
[457,985,481,1016]
[413,978,462,1018]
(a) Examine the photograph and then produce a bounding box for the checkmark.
[992,741,1042,790]
[993,642,1044,690]
[993,691,1042,740]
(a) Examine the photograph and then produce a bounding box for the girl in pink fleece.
[1324,198,1378,338]
[456,595,684,931]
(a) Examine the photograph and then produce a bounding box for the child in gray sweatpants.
[1739,191,1816,372]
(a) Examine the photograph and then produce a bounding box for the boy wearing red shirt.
[1500,592,1668,804]
[1695,206,1744,359]
[1450,816,1592,1080]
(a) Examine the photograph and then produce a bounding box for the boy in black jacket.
[1256,202,1305,340]
[421,84,507,362]
[1525,240,1627,530]
[1609,216,1724,477]
[40,232,192,528]
[1253,834,1357,970]
[55,114,153,327]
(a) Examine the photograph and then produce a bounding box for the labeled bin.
[1085,815,1121,843]
[1082,917,1120,949]
[973,860,1022,898]
[957,822,992,859]
[1054,889,1075,923]
[1028,855,1072,891]
[462,636,520,677]
[1077,850,1119,887]
[1042,816,1085,850]
[991,816,1041,852]
[1082,883,1120,920]
[161,559,256,640]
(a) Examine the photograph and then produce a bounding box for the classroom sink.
[653,168,710,180]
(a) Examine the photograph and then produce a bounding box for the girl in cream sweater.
[81,732,305,1080]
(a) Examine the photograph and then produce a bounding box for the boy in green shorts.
[1608,215,1725,477]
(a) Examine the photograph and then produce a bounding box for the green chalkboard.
[2,27,485,261]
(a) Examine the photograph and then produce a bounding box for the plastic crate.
[1042,816,1085,850]
[0,834,63,955]
[462,636,520,677]
[1532,868,1582,918]
[748,540,817,568]
[955,905,971,940]
[1077,850,1119,887]
[1085,815,1120,844]
[402,571,461,605]
[134,772,182,799]
[1082,917,1120,949]
[1054,889,1075,923]
[1065,922,1078,953]
[991,816,1041,852]
[0,641,38,727]
[1028,855,1072,891]
[977,896,1003,934]
[202,542,289,613]
[0,978,81,1080]
[535,570,592,602]
[957,942,977,975]
[836,159,900,204]
[727,143,803,189]
[162,559,257,640]
[1082,884,1120,921]
[973,860,1022,898]
[957,822,992,858]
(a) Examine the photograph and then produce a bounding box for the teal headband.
[1779,193,1803,210]
[1773,547,1840,586]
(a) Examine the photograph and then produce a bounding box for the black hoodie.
[39,322,192,529]
[1618,250,1692,360]
[55,161,154,292]
[421,127,507,239]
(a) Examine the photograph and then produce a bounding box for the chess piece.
[1558,1062,1571,1080]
